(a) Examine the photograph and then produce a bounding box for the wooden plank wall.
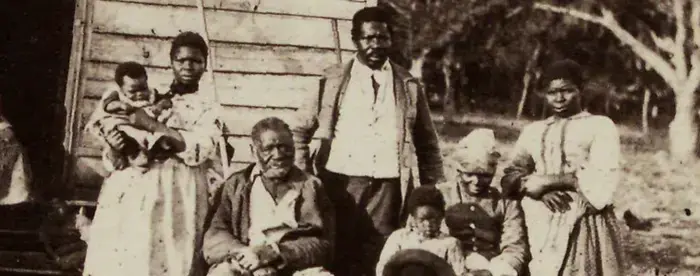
[70,0,370,200]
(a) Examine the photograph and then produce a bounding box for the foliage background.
[376,0,700,274]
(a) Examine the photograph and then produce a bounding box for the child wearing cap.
[376,186,467,276]
[437,128,529,276]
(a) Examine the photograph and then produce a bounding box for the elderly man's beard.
[257,154,292,180]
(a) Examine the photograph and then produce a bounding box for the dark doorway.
[0,1,76,200]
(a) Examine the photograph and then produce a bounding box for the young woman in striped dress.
[501,59,626,275]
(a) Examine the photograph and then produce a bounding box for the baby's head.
[452,128,500,196]
[115,61,150,102]
[406,186,446,239]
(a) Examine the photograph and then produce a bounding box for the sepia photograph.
[0,0,699,275]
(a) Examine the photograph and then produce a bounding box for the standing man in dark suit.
[291,7,444,276]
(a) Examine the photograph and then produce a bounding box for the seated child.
[86,61,180,171]
[376,186,467,276]
[437,129,529,276]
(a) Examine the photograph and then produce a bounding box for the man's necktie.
[371,74,380,102]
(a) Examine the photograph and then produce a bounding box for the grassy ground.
[432,112,700,276]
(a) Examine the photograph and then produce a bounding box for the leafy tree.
[534,0,700,162]
[380,0,529,122]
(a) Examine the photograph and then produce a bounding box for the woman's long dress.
[502,111,626,275]
[83,91,222,276]
[0,117,32,205]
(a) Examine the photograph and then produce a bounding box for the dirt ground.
[434,113,700,276]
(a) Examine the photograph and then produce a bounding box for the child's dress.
[85,85,180,161]
[376,228,467,276]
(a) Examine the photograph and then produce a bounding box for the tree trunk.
[669,88,698,164]
[410,49,429,79]
[442,46,456,123]
[517,42,542,119]
[642,88,651,134]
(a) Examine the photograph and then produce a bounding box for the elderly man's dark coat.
[203,165,335,273]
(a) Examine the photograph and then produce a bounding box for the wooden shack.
[65,0,375,202]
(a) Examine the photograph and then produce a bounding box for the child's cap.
[451,128,500,175]
[382,249,456,276]
[406,185,446,214]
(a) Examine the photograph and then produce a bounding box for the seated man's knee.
[207,262,238,276]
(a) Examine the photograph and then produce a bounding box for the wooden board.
[92,0,355,50]
[336,19,356,51]
[75,97,308,148]
[82,70,319,109]
[73,135,320,190]
[76,98,300,137]
[88,33,350,75]
[105,0,366,20]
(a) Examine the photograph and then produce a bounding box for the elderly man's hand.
[234,247,262,271]
[252,267,277,276]
[468,270,493,276]
[252,244,281,267]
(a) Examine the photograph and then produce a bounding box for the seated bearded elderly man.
[203,117,335,276]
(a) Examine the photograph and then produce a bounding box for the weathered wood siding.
[67,0,371,200]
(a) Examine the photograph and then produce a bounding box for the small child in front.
[376,185,467,276]
[86,61,179,171]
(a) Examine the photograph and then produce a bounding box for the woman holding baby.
[83,32,223,276]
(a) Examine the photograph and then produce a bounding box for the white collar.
[352,55,392,77]
[249,164,263,182]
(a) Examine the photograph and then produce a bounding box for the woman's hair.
[351,7,393,40]
[114,61,147,86]
[169,31,209,60]
[540,59,584,90]
[406,186,446,215]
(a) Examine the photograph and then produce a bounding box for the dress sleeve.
[501,125,536,198]
[444,237,468,276]
[101,147,128,173]
[5,151,32,203]
[175,103,223,167]
[489,199,529,276]
[575,117,621,210]
[101,148,117,173]
[375,230,403,276]
[291,77,322,172]
[85,88,121,143]
[101,90,122,112]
